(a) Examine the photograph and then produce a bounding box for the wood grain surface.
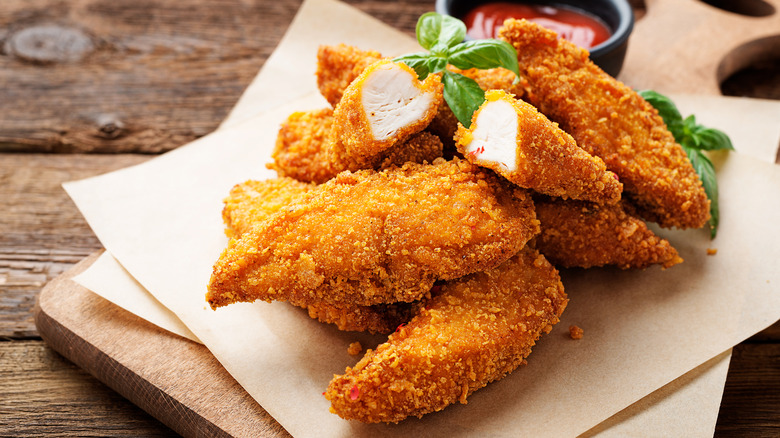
[1,0,779,436]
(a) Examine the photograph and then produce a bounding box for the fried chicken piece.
[267,108,336,184]
[532,196,683,269]
[268,109,443,184]
[317,44,383,108]
[207,158,539,309]
[325,247,568,423]
[221,177,424,334]
[328,60,443,173]
[499,19,710,229]
[455,89,622,204]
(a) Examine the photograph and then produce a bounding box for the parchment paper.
[64,0,780,436]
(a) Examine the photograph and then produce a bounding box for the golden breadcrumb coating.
[222,177,424,334]
[498,19,710,229]
[455,89,622,204]
[316,44,383,107]
[222,178,313,238]
[268,108,336,184]
[268,109,443,183]
[207,158,539,309]
[532,196,683,269]
[325,247,568,423]
[328,60,443,173]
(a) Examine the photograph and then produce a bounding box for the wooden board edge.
[33,252,290,438]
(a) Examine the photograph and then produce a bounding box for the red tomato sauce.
[463,2,611,49]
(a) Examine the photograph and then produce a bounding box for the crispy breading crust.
[222,178,313,238]
[325,247,568,423]
[455,89,622,204]
[316,44,383,108]
[498,19,710,229]
[532,196,683,269]
[207,158,539,309]
[267,108,336,184]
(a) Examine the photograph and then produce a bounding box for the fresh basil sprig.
[394,12,520,128]
[639,90,734,238]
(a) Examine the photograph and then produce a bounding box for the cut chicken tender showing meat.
[207,158,539,309]
[499,19,709,229]
[317,44,383,108]
[328,60,443,173]
[455,89,622,204]
[222,177,313,238]
[532,196,683,269]
[269,108,443,183]
[325,247,568,423]
[221,178,426,334]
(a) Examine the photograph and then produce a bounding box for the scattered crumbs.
[569,325,584,340]
[347,341,363,356]
[707,248,718,256]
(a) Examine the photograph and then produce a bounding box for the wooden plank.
[0,153,148,338]
[0,340,178,437]
[34,252,290,438]
[0,0,428,154]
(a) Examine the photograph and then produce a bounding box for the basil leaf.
[394,53,434,79]
[447,39,521,82]
[638,90,682,127]
[442,70,485,128]
[415,12,466,54]
[684,147,719,238]
[416,12,442,50]
[694,128,735,151]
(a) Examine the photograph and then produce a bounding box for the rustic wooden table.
[1,0,778,436]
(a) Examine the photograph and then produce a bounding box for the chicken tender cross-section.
[455,89,622,204]
[207,158,539,309]
[532,196,683,269]
[268,108,443,183]
[221,177,425,334]
[328,60,443,173]
[499,19,709,229]
[325,247,568,423]
[317,44,383,108]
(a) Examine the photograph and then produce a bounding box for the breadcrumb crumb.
[348,341,363,356]
[707,248,718,256]
[569,325,584,340]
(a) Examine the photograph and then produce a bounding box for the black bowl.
[435,0,634,77]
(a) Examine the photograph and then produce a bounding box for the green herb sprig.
[393,12,520,128]
[639,90,734,238]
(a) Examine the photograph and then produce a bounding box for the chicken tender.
[268,108,443,183]
[456,90,622,204]
[325,247,568,423]
[267,108,336,184]
[498,19,710,229]
[207,158,539,309]
[532,196,683,269]
[222,177,424,334]
[317,44,383,108]
[328,60,443,173]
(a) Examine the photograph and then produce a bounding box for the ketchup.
[463,2,611,50]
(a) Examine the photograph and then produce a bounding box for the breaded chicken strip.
[456,90,622,204]
[222,177,424,334]
[267,108,336,184]
[499,20,710,229]
[222,177,313,238]
[268,108,443,183]
[532,196,683,269]
[325,247,568,423]
[207,158,539,309]
[317,44,383,108]
[328,60,443,173]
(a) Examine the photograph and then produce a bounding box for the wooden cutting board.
[34,252,289,438]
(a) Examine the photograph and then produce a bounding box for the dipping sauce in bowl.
[463,2,611,49]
